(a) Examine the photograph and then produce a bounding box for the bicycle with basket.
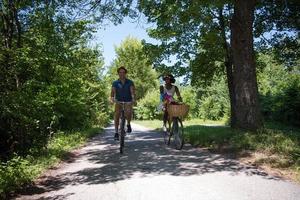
[164,103,189,150]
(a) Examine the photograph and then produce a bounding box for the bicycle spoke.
[120,111,126,154]
[171,118,184,150]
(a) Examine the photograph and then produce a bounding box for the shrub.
[198,77,230,120]
[180,87,199,118]
[135,89,161,120]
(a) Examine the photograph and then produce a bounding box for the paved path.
[15,123,300,200]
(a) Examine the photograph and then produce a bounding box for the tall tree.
[137,0,298,130]
[230,0,262,130]
[0,0,136,159]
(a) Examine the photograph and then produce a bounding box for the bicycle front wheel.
[171,118,184,150]
[164,127,171,145]
[120,112,126,154]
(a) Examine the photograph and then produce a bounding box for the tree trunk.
[218,7,236,127]
[230,0,263,130]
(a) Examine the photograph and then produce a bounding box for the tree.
[230,0,262,130]
[0,0,136,159]
[106,36,158,101]
[137,0,298,130]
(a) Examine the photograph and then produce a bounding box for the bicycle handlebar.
[115,101,133,104]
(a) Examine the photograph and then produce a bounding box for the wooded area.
[0,0,299,196]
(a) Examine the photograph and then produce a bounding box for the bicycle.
[163,103,189,150]
[116,101,132,154]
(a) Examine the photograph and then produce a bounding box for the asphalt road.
[14,123,300,200]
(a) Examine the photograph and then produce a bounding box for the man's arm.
[110,86,116,103]
[175,86,183,102]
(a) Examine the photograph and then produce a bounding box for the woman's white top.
[164,85,176,97]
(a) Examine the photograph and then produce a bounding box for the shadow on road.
[16,124,281,198]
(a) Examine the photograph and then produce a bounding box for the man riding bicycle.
[160,74,182,131]
[111,66,135,140]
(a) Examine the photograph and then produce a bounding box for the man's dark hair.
[117,66,127,73]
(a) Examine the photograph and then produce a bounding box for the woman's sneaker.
[114,133,119,140]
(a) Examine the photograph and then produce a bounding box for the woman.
[160,74,182,131]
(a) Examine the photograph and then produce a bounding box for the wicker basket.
[167,104,189,118]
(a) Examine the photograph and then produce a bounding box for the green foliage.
[257,53,300,126]
[255,1,299,69]
[198,76,230,121]
[0,156,33,198]
[0,2,109,159]
[134,86,200,121]
[139,1,231,80]
[135,89,161,120]
[180,87,199,118]
[139,0,298,131]
[133,77,229,121]
[272,76,300,126]
[0,128,102,198]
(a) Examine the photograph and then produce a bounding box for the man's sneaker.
[127,124,132,133]
[114,133,119,140]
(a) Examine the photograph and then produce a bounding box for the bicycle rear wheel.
[120,112,126,154]
[171,118,184,150]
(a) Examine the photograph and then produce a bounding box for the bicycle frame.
[164,113,184,150]
[116,101,132,154]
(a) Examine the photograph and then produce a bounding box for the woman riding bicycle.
[160,74,182,131]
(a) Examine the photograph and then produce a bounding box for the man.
[111,66,135,140]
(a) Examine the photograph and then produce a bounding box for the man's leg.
[125,103,133,133]
[114,104,121,139]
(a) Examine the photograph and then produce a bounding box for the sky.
[92,17,158,66]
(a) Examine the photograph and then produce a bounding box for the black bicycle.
[117,101,131,154]
[163,104,187,150]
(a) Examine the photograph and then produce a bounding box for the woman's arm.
[160,85,165,101]
[160,85,164,94]
[175,86,182,102]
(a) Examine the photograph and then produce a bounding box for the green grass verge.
[0,127,102,198]
[134,119,300,181]
[132,118,225,130]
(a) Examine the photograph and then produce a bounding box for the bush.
[180,87,199,118]
[0,127,102,198]
[257,53,300,127]
[135,89,161,120]
[0,156,34,198]
[273,76,300,126]
[198,76,230,120]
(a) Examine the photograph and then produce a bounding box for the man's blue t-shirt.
[112,79,134,102]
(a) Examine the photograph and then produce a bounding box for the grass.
[0,127,102,198]
[134,119,300,182]
[132,118,226,130]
